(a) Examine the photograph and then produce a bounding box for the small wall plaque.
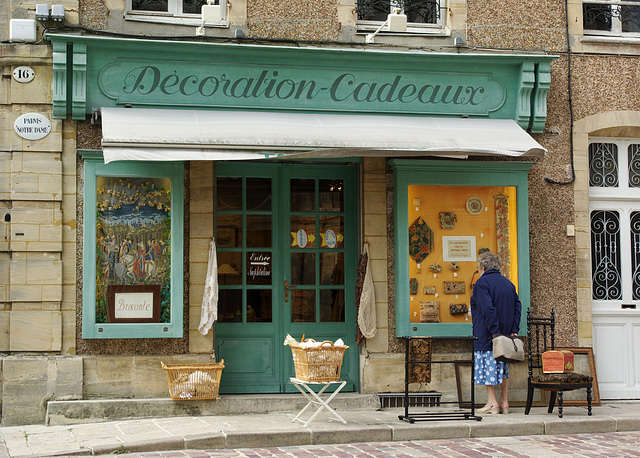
[107,284,161,323]
[443,281,465,294]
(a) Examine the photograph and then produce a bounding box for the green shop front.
[48,34,553,396]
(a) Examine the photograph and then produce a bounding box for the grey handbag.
[492,335,525,363]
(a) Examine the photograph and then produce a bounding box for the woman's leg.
[486,384,499,407]
[499,378,509,408]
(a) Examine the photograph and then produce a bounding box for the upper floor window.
[583,0,640,37]
[356,0,445,32]
[126,0,226,25]
[589,139,640,191]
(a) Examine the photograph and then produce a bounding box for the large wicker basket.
[161,360,224,400]
[290,340,348,382]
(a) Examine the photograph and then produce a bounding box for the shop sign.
[248,252,271,280]
[107,284,161,323]
[14,113,51,140]
[100,60,506,116]
[13,66,35,83]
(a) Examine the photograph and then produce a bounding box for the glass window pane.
[621,5,640,33]
[319,179,344,212]
[589,142,619,187]
[628,144,640,188]
[320,253,344,285]
[291,253,316,285]
[96,177,172,323]
[291,215,316,248]
[246,178,272,211]
[583,3,613,31]
[320,289,345,322]
[247,215,272,247]
[291,179,315,212]
[247,289,272,322]
[183,0,207,14]
[247,251,272,285]
[132,0,168,11]
[404,0,440,24]
[590,210,622,300]
[218,289,242,322]
[217,251,242,285]
[217,214,242,248]
[217,177,242,210]
[291,290,316,322]
[320,216,344,249]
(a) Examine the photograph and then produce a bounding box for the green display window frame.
[391,160,532,338]
[81,151,184,339]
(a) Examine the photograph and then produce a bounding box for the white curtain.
[358,242,377,339]
[198,238,219,335]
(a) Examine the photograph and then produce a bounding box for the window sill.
[356,27,451,38]
[581,35,640,45]
[125,14,229,28]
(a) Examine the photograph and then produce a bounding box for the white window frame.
[124,0,228,27]
[583,0,640,39]
[356,0,448,35]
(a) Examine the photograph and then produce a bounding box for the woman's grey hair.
[478,252,501,271]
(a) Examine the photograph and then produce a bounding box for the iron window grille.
[583,0,640,37]
[356,0,445,31]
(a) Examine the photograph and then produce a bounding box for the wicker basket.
[290,340,348,382]
[161,360,224,400]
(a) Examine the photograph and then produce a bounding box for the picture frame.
[107,284,161,323]
[442,236,476,262]
[556,347,601,406]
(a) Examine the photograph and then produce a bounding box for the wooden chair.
[525,309,593,418]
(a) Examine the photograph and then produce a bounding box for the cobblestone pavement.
[97,431,640,457]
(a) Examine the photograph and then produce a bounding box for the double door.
[214,162,358,393]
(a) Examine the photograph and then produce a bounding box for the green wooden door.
[215,162,358,393]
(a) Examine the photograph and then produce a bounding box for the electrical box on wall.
[201,1,225,23]
[9,19,37,43]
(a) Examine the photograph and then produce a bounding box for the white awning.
[100,107,545,163]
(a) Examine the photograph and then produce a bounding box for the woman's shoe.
[477,404,499,414]
[500,405,510,414]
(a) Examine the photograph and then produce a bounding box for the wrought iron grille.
[589,142,619,187]
[583,1,640,33]
[631,211,640,299]
[357,0,441,24]
[629,144,640,187]
[591,210,622,300]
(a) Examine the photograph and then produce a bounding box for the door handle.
[284,280,297,302]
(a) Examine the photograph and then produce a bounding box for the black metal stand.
[398,336,482,423]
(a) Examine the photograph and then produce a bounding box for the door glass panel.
[631,211,640,300]
[591,210,622,300]
[291,215,316,248]
[589,142,618,187]
[320,252,344,285]
[217,176,242,210]
[628,144,640,188]
[247,215,272,247]
[247,251,272,285]
[247,289,272,322]
[217,214,242,248]
[320,289,345,322]
[291,253,316,285]
[319,179,344,212]
[218,289,242,322]
[217,251,242,285]
[291,179,315,212]
[247,178,272,211]
[291,290,316,322]
[320,216,344,249]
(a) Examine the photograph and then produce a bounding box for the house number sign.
[13,66,35,83]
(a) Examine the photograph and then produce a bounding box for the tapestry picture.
[409,217,433,264]
[95,177,172,323]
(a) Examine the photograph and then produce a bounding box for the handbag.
[492,334,525,363]
[420,301,440,323]
[449,303,468,315]
[470,270,479,291]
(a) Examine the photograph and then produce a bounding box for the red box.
[542,350,575,373]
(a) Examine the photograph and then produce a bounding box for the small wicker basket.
[161,360,224,400]
[290,340,348,382]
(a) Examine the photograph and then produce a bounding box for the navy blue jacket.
[470,269,522,352]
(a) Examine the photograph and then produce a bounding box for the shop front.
[48,33,553,396]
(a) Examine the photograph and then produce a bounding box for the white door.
[589,138,640,399]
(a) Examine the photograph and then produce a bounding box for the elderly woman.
[470,251,521,414]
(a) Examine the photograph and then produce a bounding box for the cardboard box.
[542,350,574,373]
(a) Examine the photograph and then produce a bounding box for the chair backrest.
[526,309,555,378]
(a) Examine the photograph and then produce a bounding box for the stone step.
[45,393,380,426]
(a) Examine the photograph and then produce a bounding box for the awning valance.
[100,107,546,163]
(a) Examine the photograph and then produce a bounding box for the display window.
[392,160,531,337]
[81,153,184,339]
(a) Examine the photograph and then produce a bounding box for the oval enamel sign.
[14,113,51,140]
[13,66,35,83]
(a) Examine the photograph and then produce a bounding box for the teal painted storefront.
[48,33,553,394]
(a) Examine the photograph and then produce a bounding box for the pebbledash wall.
[3,0,638,426]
